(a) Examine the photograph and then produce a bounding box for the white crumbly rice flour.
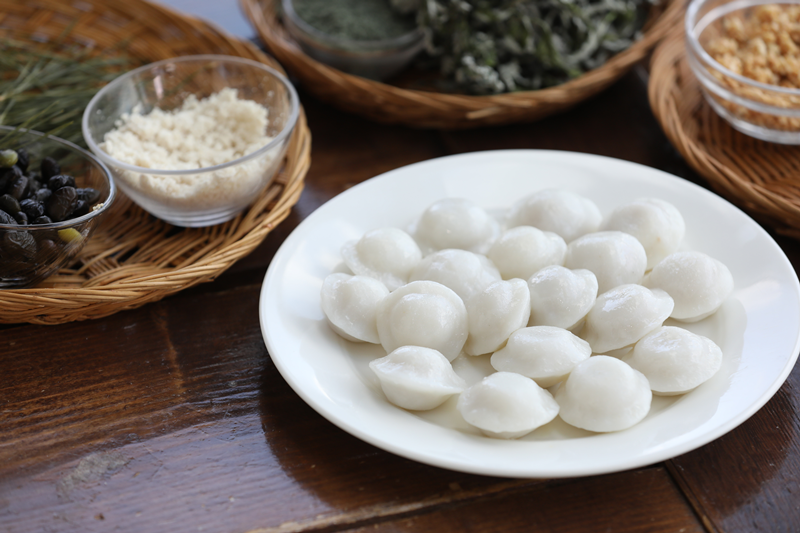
[101,88,277,210]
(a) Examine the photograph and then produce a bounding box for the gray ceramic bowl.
[281,0,424,80]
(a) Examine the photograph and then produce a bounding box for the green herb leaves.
[418,0,650,94]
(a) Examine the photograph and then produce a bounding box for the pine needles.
[0,37,133,147]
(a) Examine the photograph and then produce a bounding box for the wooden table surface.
[2,2,799,532]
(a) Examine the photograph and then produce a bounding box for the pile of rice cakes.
[320,191,733,438]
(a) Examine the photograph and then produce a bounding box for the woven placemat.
[649,27,800,239]
[241,0,686,129]
[0,0,311,324]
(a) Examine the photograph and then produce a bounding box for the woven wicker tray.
[649,27,800,239]
[241,0,685,129]
[0,0,311,324]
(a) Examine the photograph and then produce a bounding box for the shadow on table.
[256,363,528,513]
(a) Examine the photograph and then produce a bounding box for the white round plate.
[259,150,800,478]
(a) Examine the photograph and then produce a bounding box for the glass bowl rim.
[685,0,800,97]
[687,50,800,116]
[81,54,300,177]
[281,0,424,52]
[0,125,116,231]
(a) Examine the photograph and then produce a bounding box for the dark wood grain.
[0,284,703,533]
[1,20,799,531]
[341,468,704,533]
[0,282,697,533]
[666,368,800,533]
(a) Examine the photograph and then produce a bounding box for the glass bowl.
[686,0,800,144]
[82,55,299,227]
[281,0,424,80]
[0,127,115,289]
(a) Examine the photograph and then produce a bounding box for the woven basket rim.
[241,0,686,127]
[649,24,800,239]
[0,0,312,324]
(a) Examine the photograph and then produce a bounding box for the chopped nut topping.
[702,4,800,131]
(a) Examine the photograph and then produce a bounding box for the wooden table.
[2,3,799,532]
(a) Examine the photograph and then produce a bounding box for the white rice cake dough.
[377,280,468,361]
[506,189,602,243]
[409,249,501,302]
[491,326,592,388]
[464,279,531,356]
[643,251,734,322]
[320,273,389,343]
[603,198,686,270]
[370,346,467,410]
[457,371,560,439]
[487,226,567,281]
[410,198,501,255]
[527,265,598,330]
[564,231,647,294]
[555,355,652,432]
[341,227,422,291]
[581,284,674,354]
[626,326,723,395]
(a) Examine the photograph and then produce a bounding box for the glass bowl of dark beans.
[0,126,115,289]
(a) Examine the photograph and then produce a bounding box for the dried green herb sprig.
[0,38,133,147]
[418,0,651,95]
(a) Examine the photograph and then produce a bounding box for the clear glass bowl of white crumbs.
[82,55,300,227]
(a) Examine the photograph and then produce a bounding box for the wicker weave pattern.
[241,0,685,129]
[0,0,311,324]
[649,28,800,239]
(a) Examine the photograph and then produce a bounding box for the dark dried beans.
[0,149,99,226]
[0,147,102,284]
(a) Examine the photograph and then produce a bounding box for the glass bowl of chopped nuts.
[686,0,800,144]
[0,126,115,289]
[82,55,300,227]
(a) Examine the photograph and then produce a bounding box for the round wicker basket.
[0,0,311,324]
[649,27,800,239]
[241,0,685,129]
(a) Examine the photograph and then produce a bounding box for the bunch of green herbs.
[0,37,133,147]
[415,0,651,95]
